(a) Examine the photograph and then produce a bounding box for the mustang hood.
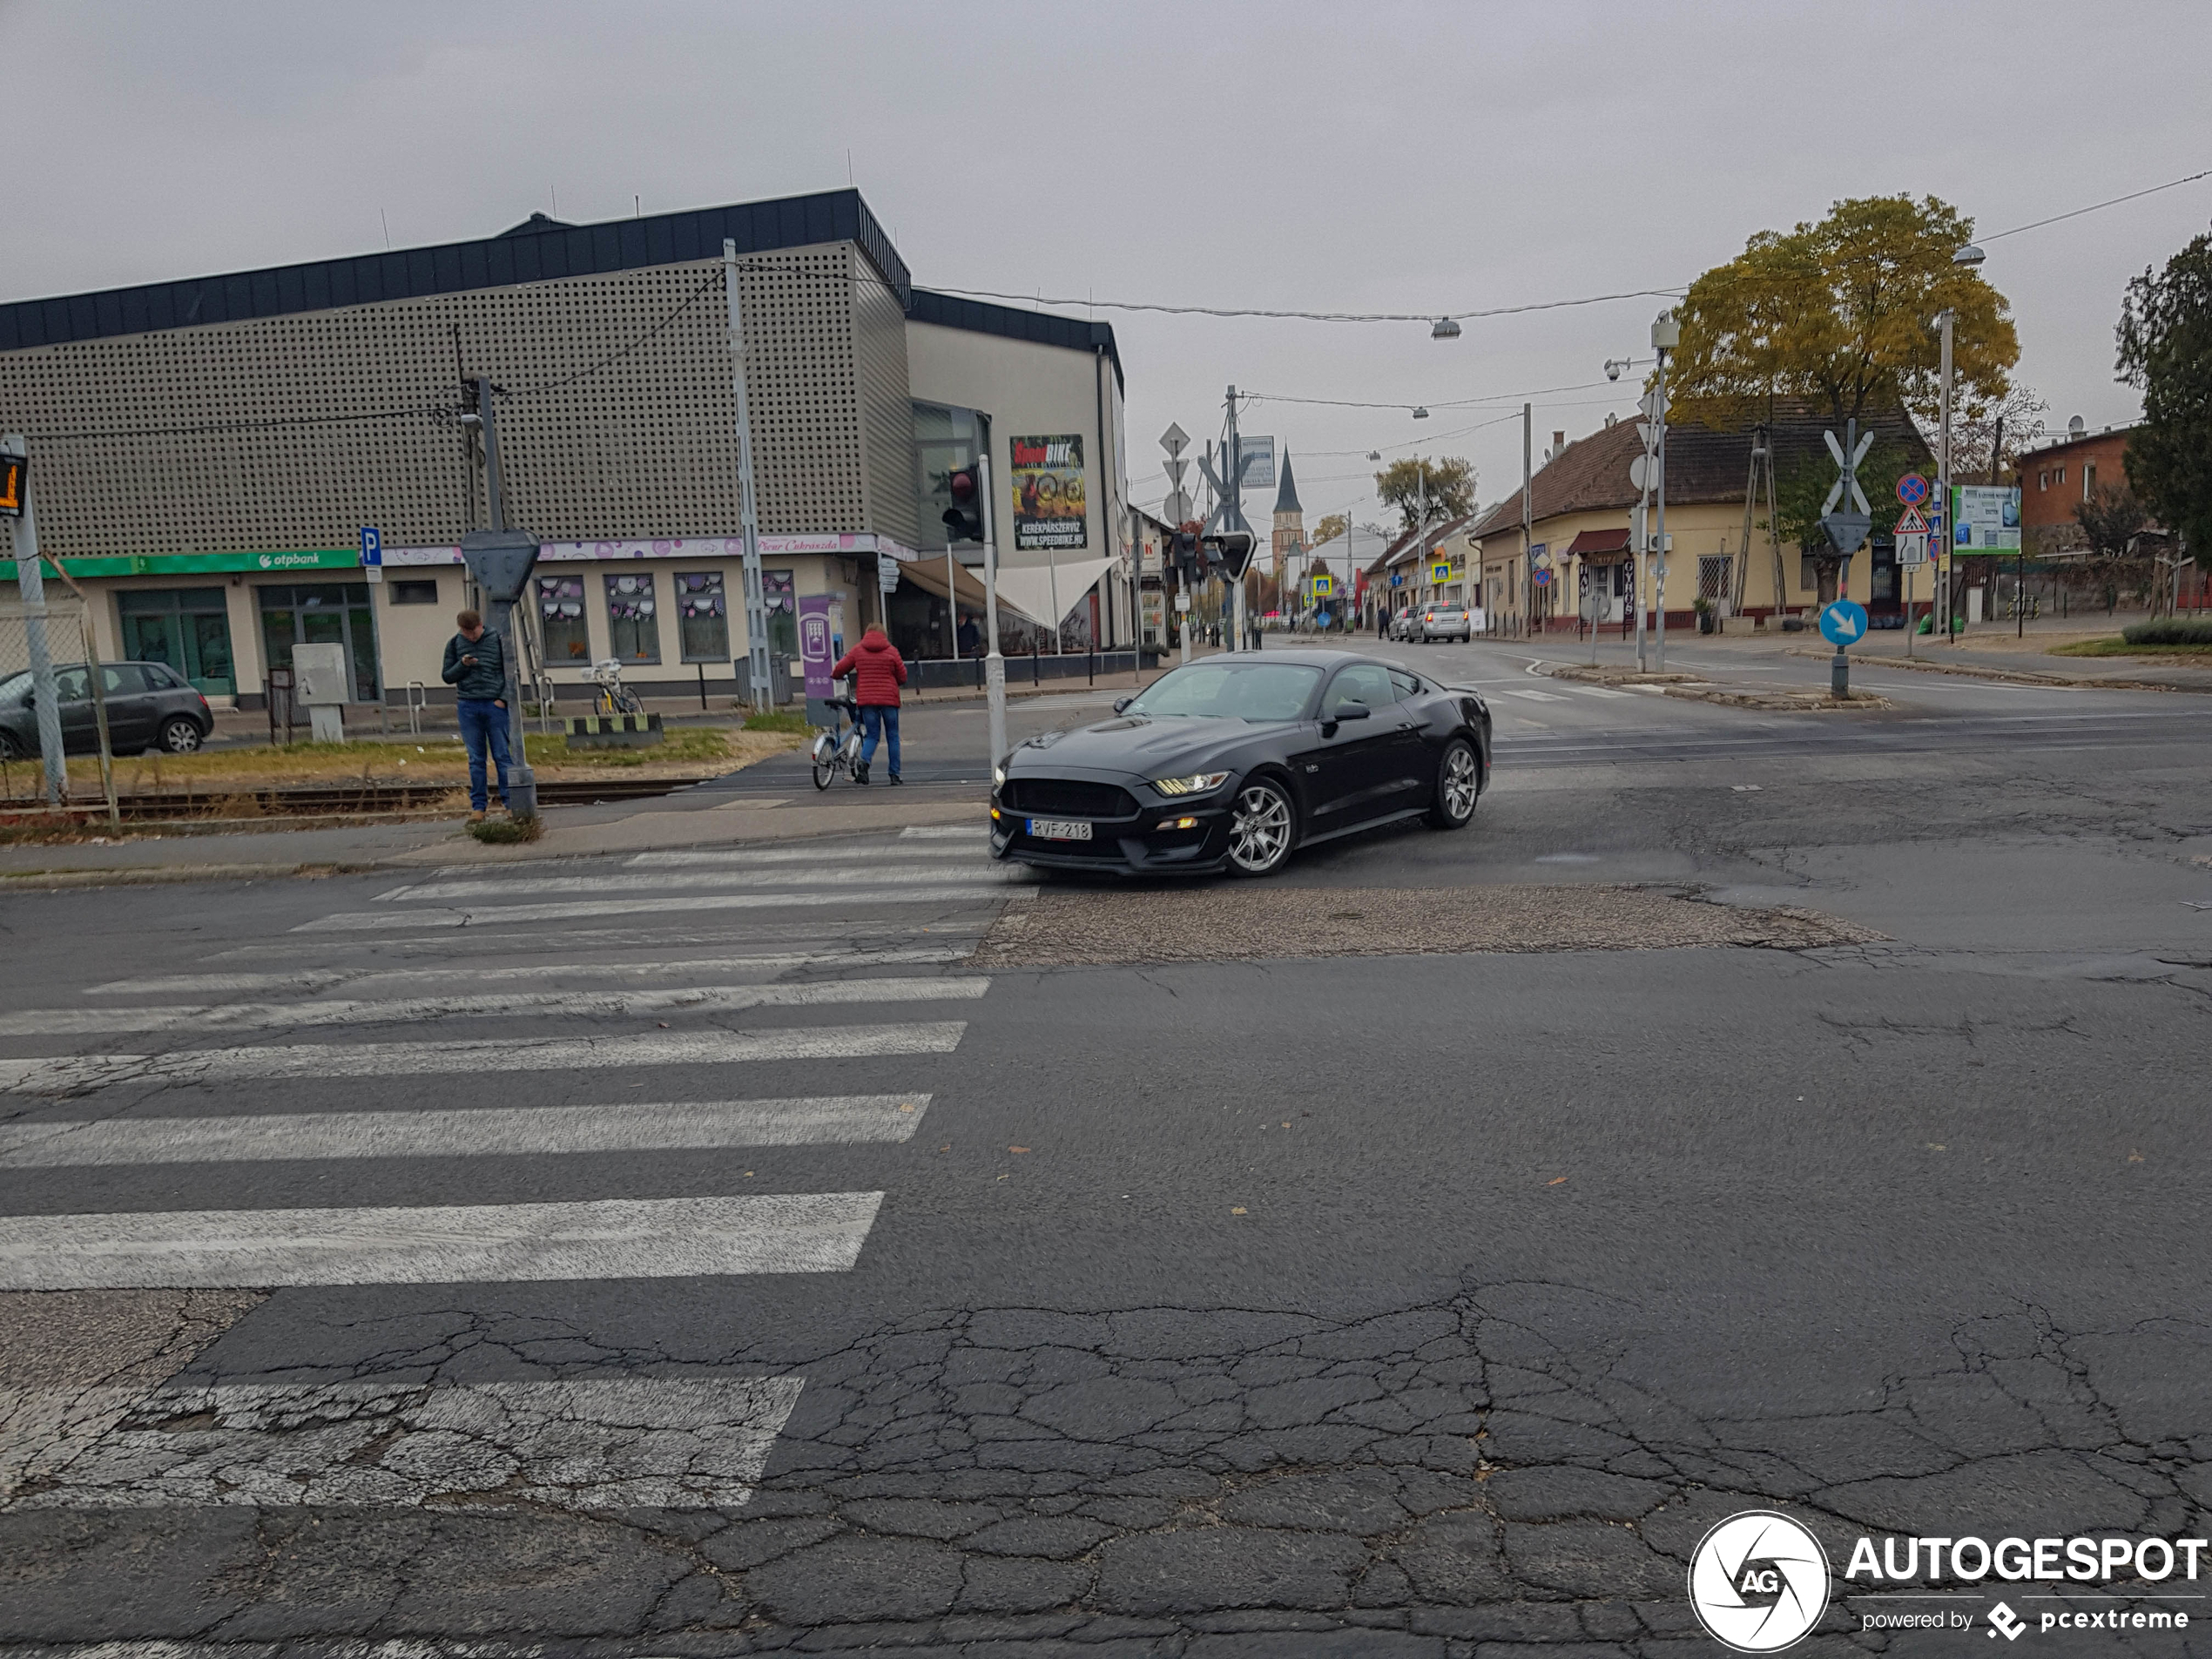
[1011,716,1291,775]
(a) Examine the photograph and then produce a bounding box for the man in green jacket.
[442,610,510,820]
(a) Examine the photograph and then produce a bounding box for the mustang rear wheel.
[1426,738,1479,829]
[1224,779,1295,877]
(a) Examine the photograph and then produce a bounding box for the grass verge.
[467,814,545,845]
[2048,638,2212,659]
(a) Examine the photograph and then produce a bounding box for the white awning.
[988,556,1121,627]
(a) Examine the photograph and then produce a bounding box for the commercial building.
[0,189,1131,710]
[1468,401,1933,634]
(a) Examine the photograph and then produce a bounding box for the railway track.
[2,773,709,823]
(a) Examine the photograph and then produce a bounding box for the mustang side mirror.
[1112,696,1133,714]
[1321,699,1370,735]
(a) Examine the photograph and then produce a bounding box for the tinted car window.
[102,665,148,695]
[1128,662,1320,722]
[1323,664,1396,716]
[53,668,89,702]
[1388,670,1422,700]
[140,663,185,688]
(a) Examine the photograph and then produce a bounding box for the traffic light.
[941,465,983,544]
[1216,529,1257,580]
[1172,530,1199,579]
[0,445,23,519]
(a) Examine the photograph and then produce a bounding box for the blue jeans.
[457,698,512,810]
[860,704,900,777]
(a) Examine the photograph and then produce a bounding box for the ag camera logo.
[1689,1510,1831,1652]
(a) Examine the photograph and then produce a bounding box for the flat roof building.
[0,189,1130,707]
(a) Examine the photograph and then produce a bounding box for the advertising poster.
[1951,486,2021,551]
[1237,435,1275,493]
[1011,435,1089,552]
[799,594,835,712]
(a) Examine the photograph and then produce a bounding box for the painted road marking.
[900,826,989,839]
[0,1375,805,1511]
[0,1094,934,1166]
[626,845,982,867]
[0,1022,968,1094]
[0,976,989,1038]
[305,885,1035,931]
[1498,688,1568,702]
[0,1192,885,1289]
[1565,685,1635,699]
[87,946,973,998]
[373,867,1027,902]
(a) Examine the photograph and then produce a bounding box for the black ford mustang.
[990,651,1491,877]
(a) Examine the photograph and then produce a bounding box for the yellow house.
[1469,402,1933,636]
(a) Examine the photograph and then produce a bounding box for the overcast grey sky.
[6,0,2209,526]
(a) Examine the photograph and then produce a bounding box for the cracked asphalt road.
[1,651,2209,1656]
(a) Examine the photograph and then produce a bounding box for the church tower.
[1271,449,1305,577]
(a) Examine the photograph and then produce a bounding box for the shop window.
[116,587,235,696]
[389,579,441,605]
[676,570,730,662]
[537,576,590,663]
[604,571,660,664]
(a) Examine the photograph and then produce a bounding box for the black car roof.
[1206,650,1376,667]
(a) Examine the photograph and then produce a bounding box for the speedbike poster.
[1010,435,1089,552]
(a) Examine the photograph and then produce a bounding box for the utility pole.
[1651,308,1679,673]
[3,438,65,804]
[1225,385,1245,652]
[1937,308,1956,645]
[1521,405,1533,640]
[724,240,772,711]
[471,377,537,819]
[980,449,1008,772]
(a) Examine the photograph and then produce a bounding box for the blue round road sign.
[1819,599,1869,647]
[1896,473,1930,506]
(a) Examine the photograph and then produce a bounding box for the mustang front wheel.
[1225,779,1295,877]
[1427,738,1479,829]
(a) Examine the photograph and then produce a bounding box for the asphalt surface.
[2,637,2209,1656]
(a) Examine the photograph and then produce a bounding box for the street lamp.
[1431,317,1461,340]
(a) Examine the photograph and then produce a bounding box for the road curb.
[1784,647,2212,694]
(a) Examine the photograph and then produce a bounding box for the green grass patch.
[739,708,810,734]
[2049,637,2212,658]
[540,725,735,765]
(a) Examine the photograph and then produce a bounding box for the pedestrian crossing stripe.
[371,866,1028,902]
[0,1094,934,1166]
[1,975,988,1037]
[307,886,1034,930]
[0,1191,886,1288]
[1499,687,1568,702]
[624,845,983,867]
[0,1021,968,1094]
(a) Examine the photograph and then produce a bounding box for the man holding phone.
[442,609,510,821]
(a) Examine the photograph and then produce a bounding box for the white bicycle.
[587,658,644,717]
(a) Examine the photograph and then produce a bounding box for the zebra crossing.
[0,826,1006,1514]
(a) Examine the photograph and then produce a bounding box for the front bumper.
[988,786,1238,873]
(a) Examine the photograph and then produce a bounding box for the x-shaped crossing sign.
[1823,428,1875,516]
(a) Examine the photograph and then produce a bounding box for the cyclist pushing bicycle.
[829,624,906,786]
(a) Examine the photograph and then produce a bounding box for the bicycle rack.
[405,681,428,735]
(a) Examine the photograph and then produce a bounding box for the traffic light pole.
[3,438,66,805]
[724,240,772,711]
[979,451,1008,773]
[475,379,537,819]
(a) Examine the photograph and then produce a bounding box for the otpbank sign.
[0,548,358,581]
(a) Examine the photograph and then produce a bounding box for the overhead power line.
[1981,165,2212,243]
[927,285,1683,326]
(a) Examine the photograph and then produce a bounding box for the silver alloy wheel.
[1441,743,1478,820]
[1227,782,1293,874]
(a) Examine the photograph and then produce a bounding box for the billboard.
[1951,485,2021,552]
[1010,434,1089,552]
[1238,435,1275,493]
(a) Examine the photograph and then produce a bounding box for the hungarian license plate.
[1027,818,1092,841]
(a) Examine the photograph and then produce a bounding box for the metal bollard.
[1831,647,1850,700]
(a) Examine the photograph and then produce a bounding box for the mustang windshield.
[1126,662,1320,722]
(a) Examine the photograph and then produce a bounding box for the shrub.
[2121,619,2212,646]
[468,814,544,844]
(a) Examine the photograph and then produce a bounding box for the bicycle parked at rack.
[810,696,866,790]
[588,658,644,717]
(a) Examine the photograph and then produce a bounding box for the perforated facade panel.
[0,243,888,561]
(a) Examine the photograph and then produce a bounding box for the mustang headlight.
[1150,771,1231,797]
[992,763,1007,789]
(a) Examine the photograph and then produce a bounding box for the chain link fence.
[0,597,120,818]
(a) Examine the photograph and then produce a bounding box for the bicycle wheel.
[617,687,644,715]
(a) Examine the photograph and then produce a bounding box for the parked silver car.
[1413,605,1473,643]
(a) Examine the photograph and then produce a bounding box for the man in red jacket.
[831,624,907,785]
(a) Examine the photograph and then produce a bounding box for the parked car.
[1386,609,1420,641]
[990,650,1491,878]
[1415,606,1473,642]
[0,661,212,757]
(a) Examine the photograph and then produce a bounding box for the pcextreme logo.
[1688,1511,1831,1653]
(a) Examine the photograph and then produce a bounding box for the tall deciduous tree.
[2116,228,2212,566]
[1308,512,1350,547]
[1374,457,1476,534]
[1669,195,2020,435]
